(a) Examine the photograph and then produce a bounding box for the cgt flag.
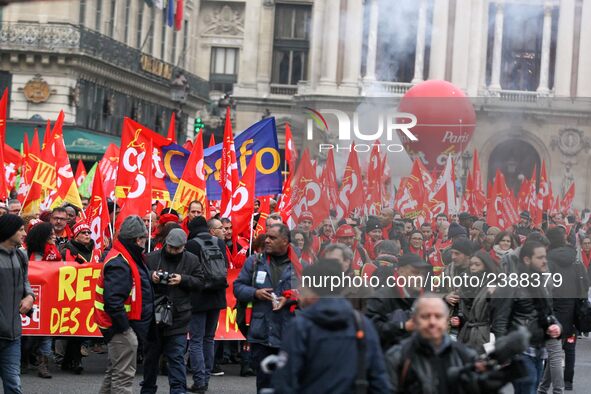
[86,170,110,262]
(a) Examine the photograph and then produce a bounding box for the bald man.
[385,296,488,394]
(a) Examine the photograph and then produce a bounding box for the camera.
[157,271,171,284]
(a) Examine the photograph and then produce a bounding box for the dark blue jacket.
[273,298,392,394]
[101,241,154,343]
[233,252,297,348]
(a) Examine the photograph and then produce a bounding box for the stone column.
[429,0,449,80]
[256,3,276,94]
[307,0,325,90]
[363,0,379,82]
[412,0,428,83]
[554,0,576,96]
[318,0,341,91]
[577,0,591,96]
[537,2,553,94]
[489,1,504,91]
[234,0,262,96]
[340,0,364,92]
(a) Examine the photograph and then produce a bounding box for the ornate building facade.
[1,0,591,207]
[0,0,209,161]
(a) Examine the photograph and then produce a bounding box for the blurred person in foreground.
[271,259,391,394]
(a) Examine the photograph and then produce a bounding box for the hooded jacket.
[548,245,589,337]
[273,298,391,394]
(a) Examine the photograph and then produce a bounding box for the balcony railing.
[270,84,298,96]
[497,89,540,103]
[361,81,414,96]
[0,22,209,100]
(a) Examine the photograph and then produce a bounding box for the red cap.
[299,211,314,222]
[335,224,355,238]
[72,220,91,237]
[159,213,179,225]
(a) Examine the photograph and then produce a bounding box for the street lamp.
[460,150,473,194]
[170,72,189,138]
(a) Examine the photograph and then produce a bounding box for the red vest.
[93,240,143,329]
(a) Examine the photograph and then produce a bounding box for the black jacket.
[272,298,392,394]
[490,265,561,348]
[186,233,228,313]
[100,239,155,343]
[366,285,416,350]
[60,239,94,263]
[386,334,482,394]
[548,246,590,337]
[146,249,204,336]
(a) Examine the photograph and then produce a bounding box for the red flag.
[321,149,338,211]
[336,147,364,220]
[472,149,483,194]
[99,143,120,201]
[174,0,184,31]
[166,113,176,143]
[527,166,542,227]
[0,141,9,200]
[366,143,383,216]
[116,118,170,201]
[32,113,62,211]
[255,196,271,237]
[231,153,257,237]
[172,131,207,216]
[4,144,21,191]
[488,170,520,229]
[116,138,153,227]
[285,123,297,173]
[539,160,551,210]
[75,160,87,188]
[428,155,456,217]
[394,159,426,219]
[561,183,575,213]
[0,88,7,144]
[183,139,194,151]
[17,129,40,204]
[292,149,329,228]
[277,173,293,227]
[517,178,531,212]
[208,134,216,148]
[220,108,239,218]
[49,113,83,209]
[86,170,110,262]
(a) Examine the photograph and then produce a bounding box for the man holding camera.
[141,228,204,394]
[490,241,562,394]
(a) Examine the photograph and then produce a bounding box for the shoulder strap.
[352,310,368,394]
[250,253,262,287]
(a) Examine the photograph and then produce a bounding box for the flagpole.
[248,213,254,254]
[148,211,152,252]
[18,185,33,215]
[111,196,117,242]
[328,214,336,234]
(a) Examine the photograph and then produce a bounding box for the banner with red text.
[23,261,244,340]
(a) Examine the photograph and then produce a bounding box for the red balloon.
[398,80,476,173]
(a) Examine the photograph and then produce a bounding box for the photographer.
[366,253,431,350]
[141,229,204,394]
[387,295,522,394]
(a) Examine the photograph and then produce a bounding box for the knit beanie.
[0,214,25,242]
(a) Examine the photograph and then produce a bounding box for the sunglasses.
[80,231,92,235]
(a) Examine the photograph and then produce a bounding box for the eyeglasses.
[80,231,91,235]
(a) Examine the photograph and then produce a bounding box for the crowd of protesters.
[1,196,591,394]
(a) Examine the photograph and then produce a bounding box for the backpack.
[194,235,228,290]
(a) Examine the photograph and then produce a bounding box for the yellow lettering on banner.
[239,139,254,173]
[86,308,98,333]
[59,307,70,333]
[58,266,77,301]
[164,150,183,183]
[75,267,93,301]
[225,306,238,333]
[93,268,101,279]
[50,308,60,334]
[257,148,280,175]
[70,308,80,334]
